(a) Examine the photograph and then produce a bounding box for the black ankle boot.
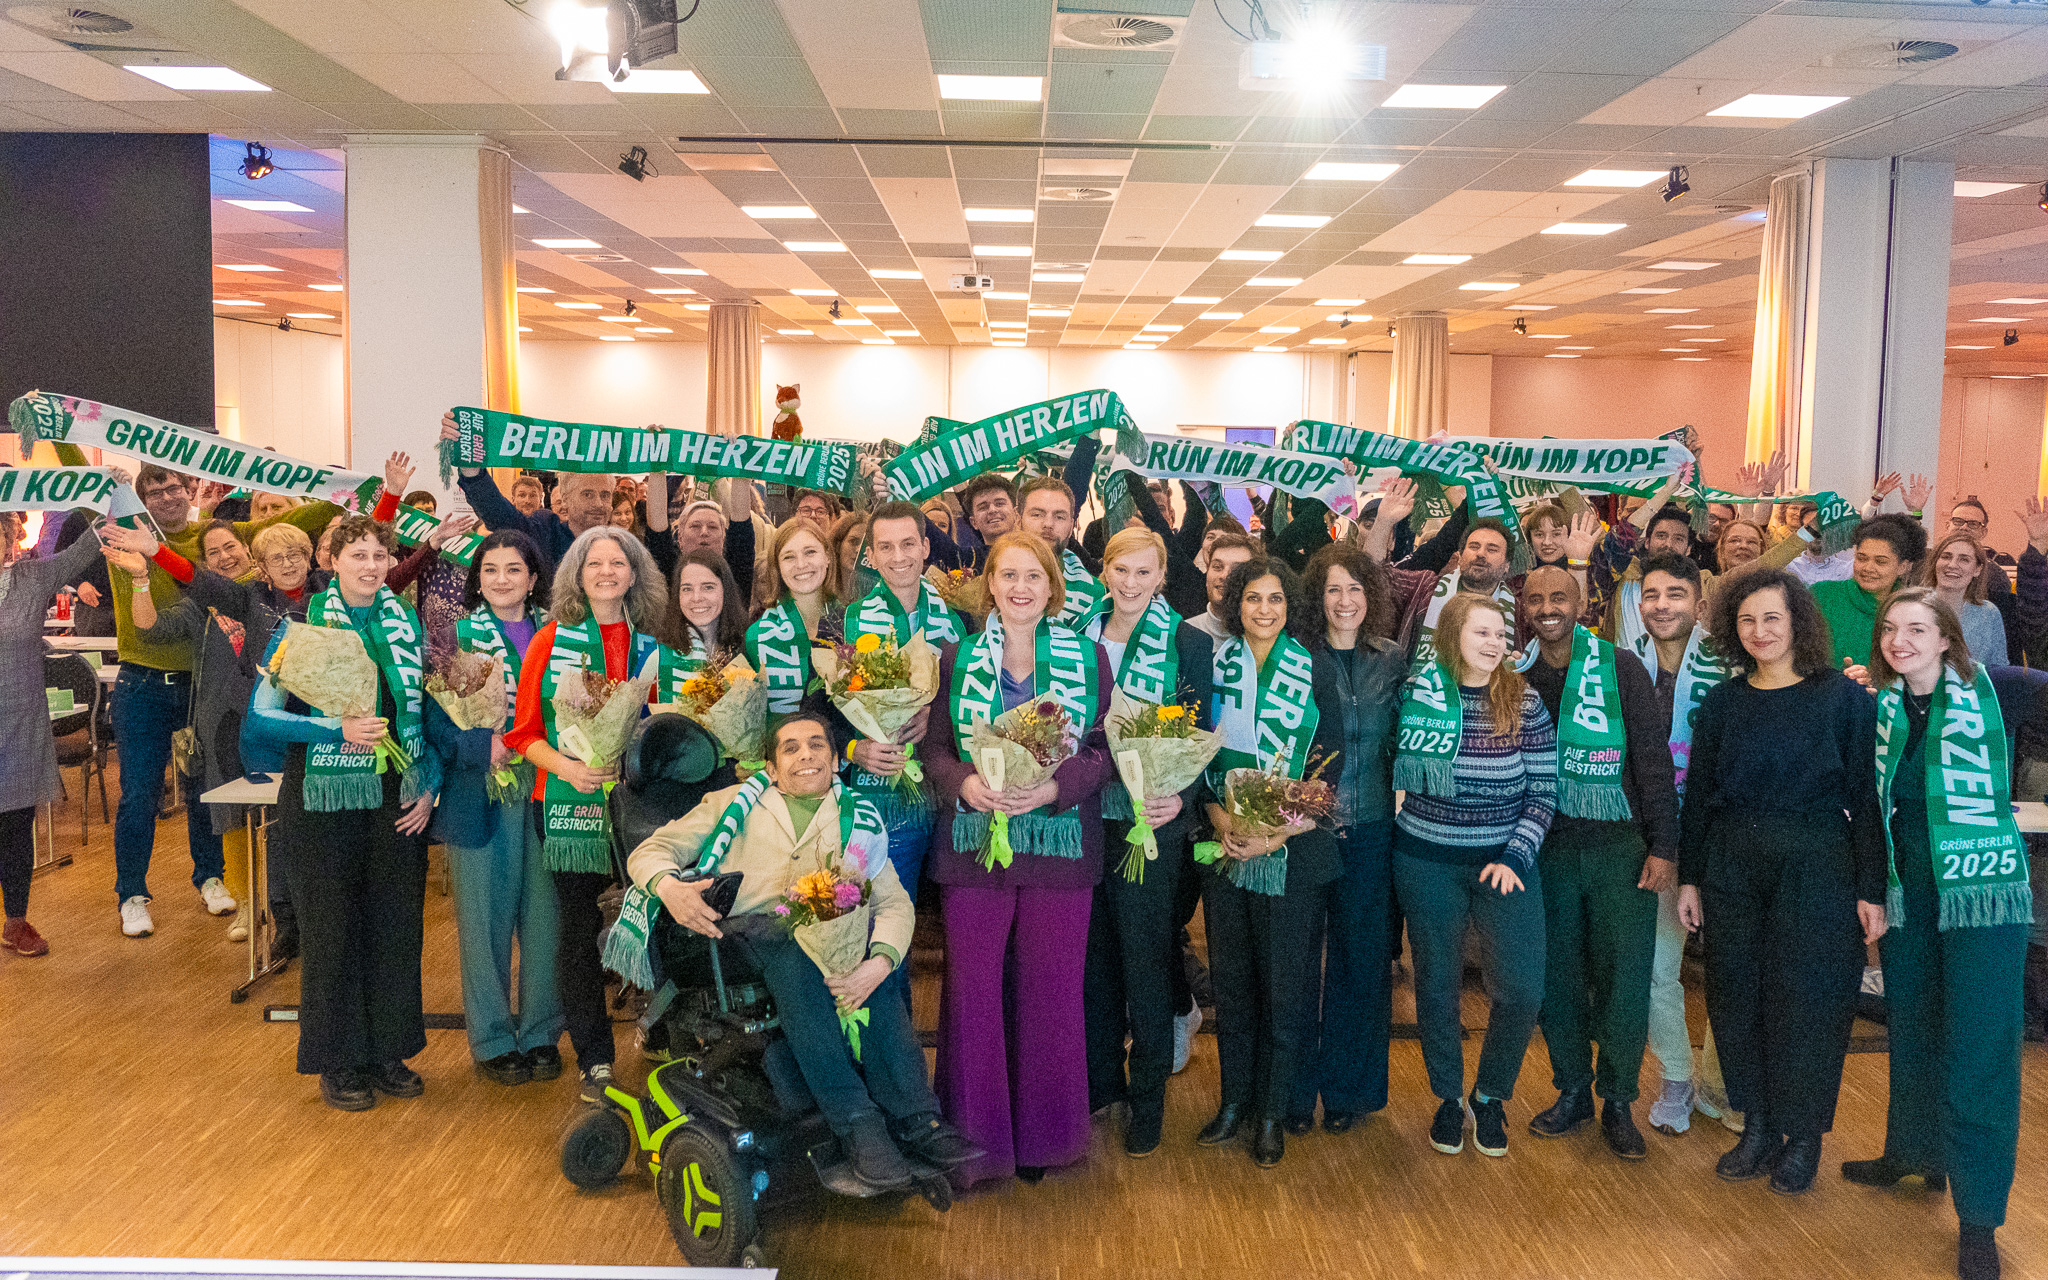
[1770,1134,1821,1195]
[1252,1120,1285,1168]
[1125,1102,1164,1158]
[1197,1103,1244,1147]
[1716,1121,1782,1181]
[1842,1154,1947,1191]
[1528,1085,1595,1137]
[1284,1113,1315,1136]
[1959,1225,2000,1280]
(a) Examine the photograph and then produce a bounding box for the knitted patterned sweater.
[1394,685,1558,873]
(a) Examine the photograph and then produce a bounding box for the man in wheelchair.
[626,711,980,1189]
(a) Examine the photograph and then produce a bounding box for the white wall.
[213,316,345,463]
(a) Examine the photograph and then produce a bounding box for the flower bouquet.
[813,632,940,805]
[776,856,876,1060]
[658,650,768,769]
[550,665,654,788]
[424,644,507,731]
[925,566,984,618]
[1195,750,1337,895]
[963,698,1076,871]
[266,621,411,773]
[1105,688,1223,883]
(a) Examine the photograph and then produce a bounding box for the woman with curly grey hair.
[504,524,685,1101]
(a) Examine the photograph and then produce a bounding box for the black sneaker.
[366,1060,424,1098]
[845,1114,914,1189]
[1428,1098,1467,1154]
[524,1045,564,1081]
[320,1070,375,1112]
[895,1114,983,1169]
[478,1052,531,1086]
[1470,1092,1508,1157]
[579,1062,615,1104]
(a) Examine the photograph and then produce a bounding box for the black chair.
[44,652,110,843]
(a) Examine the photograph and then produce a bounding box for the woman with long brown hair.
[743,518,844,719]
[1919,530,2007,666]
[1391,591,1557,1160]
[1677,568,1884,1196]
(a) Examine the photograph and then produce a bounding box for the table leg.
[230,806,287,1004]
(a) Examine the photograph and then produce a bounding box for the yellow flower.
[854,633,882,654]
[794,870,837,903]
[1158,705,1185,720]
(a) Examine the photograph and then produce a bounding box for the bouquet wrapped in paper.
[925,566,984,619]
[424,644,507,732]
[1105,688,1224,883]
[550,665,654,780]
[266,620,411,772]
[1195,752,1337,895]
[657,651,768,768]
[814,632,940,804]
[775,858,876,1059]
[963,699,1076,871]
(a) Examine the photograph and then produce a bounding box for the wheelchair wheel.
[561,1108,632,1189]
[658,1123,757,1268]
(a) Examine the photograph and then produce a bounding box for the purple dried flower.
[772,903,791,916]
[832,880,864,910]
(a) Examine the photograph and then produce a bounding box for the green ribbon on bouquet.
[840,1006,870,1063]
[981,810,1014,872]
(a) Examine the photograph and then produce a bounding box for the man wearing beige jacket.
[627,711,978,1188]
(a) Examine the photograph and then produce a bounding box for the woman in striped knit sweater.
[1391,592,1558,1160]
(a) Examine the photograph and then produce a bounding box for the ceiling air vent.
[1054,13,1185,50]
[8,6,131,34]
[1042,186,1117,202]
[567,252,630,263]
[1825,39,1960,68]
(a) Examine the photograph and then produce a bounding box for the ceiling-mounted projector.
[1239,40,1385,92]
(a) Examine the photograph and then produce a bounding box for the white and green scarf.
[1205,633,1319,895]
[949,614,1100,861]
[1053,549,1106,628]
[0,466,122,513]
[1392,659,1462,798]
[841,579,963,829]
[301,582,428,812]
[537,617,663,871]
[1088,597,1182,821]
[1876,664,2034,932]
[456,602,547,800]
[744,596,820,717]
[448,405,857,496]
[1287,420,1527,570]
[883,389,1131,502]
[1631,625,1728,798]
[389,500,485,568]
[1413,570,1517,667]
[1551,626,1631,821]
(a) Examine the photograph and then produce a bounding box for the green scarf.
[1205,633,1319,895]
[1550,626,1632,821]
[1286,420,1526,570]
[1088,597,1182,822]
[1052,549,1106,628]
[1112,430,1355,507]
[745,596,819,717]
[1392,659,1462,798]
[301,583,428,812]
[1630,625,1728,798]
[0,465,121,513]
[883,390,1132,502]
[448,405,858,498]
[948,614,1101,862]
[456,602,546,801]
[841,579,964,830]
[537,618,662,872]
[388,501,484,568]
[1876,664,2034,932]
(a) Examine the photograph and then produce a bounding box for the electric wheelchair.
[556,712,954,1269]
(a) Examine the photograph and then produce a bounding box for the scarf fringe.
[542,834,614,874]
[302,772,383,813]
[9,393,45,449]
[1935,882,2035,933]
[1886,882,1905,932]
[398,761,427,807]
[952,809,1083,859]
[600,920,656,990]
[1224,848,1288,895]
[858,784,934,833]
[1392,754,1456,798]
[1556,779,1633,823]
[1101,781,1133,822]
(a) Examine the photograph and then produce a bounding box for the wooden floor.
[3,764,2045,1280]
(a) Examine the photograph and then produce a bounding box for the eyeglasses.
[264,551,309,567]
[1949,514,1987,532]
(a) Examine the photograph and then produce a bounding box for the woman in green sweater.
[1811,514,1926,669]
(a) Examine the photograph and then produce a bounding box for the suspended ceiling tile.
[0,51,186,101]
[327,51,503,103]
[775,0,938,112]
[536,171,766,239]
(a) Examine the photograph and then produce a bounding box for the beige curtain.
[1744,169,1810,466]
[1388,311,1448,439]
[706,301,761,436]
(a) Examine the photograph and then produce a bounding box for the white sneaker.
[1172,1004,1202,1075]
[198,878,237,916]
[119,896,155,937]
[1648,1078,1694,1135]
[227,904,251,942]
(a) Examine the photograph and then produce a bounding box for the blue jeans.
[877,818,930,1017]
[447,801,563,1062]
[110,666,225,903]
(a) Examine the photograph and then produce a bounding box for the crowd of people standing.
[1,418,2043,1280]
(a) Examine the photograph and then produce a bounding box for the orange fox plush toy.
[771,384,802,441]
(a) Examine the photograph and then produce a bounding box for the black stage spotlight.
[828,299,843,319]
[2038,182,2048,214]
[2005,328,2020,347]
[1513,317,1527,336]
[1662,165,1690,203]
[618,145,653,182]
[239,141,274,180]
[277,316,293,332]
[623,299,638,317]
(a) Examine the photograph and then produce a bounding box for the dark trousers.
[1083,821,1185,1123]
[553,868,615,1070]
[1290,821,1394,1118]
[110,667,224,902]
[1171,840,1203,1014]
[1700,814,1863,1139]
[875,818,929,1019]
[1538,826,1659,1104]
[1,805,32,917]
[1203,871,1321,1121]
[736,927,937,1136]
[278,765,427,1076]
[1396,848,1546,1103]
[1879,818,2028,1228]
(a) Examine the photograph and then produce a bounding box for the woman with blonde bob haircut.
[745,518,844,718]
[1843,587,2032,1280]
[1390,591,1558,1159]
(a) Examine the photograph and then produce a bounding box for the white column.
[1782,157,1954,502]
[343,135,518,507]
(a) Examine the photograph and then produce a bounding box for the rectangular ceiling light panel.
[1383,84,1504,109]
[937,75,1042,101]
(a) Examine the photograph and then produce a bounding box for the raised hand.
[1376,475,1419,525]
[1870,471,1902,502]
[102,545,149,579]
[426,513,478,549]
[1761,449,1788,495]
[193,479,231,512]
[1903,473,1933,513]
[100,520,159,558]
[1564,508,1601,562]
[1732,461,1763,498]
[384,451,415,498]
[2019,496,2048,553]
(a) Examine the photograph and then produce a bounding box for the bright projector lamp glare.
[549,2,615,82]
[1239,40,1385,92]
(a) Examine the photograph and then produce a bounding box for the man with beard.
[1519,566,1681,1160]
[1362,476,1518,661]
